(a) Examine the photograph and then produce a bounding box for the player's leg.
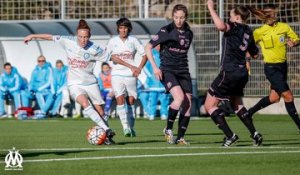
[175,92,191,145]
[248,90,278,117]
[125,77,138,136]
[232,97,263,146]
[104,90,114,118]
[112,76,131,136]
[59,88,71,118]
[282,90,300,130]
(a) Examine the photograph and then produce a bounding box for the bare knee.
[282,91,294,102]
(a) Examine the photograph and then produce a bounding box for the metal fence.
[0,0,299,96]
[193,24,300,96]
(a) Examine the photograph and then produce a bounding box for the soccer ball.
[86,126,107,145]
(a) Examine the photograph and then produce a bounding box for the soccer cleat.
[123,128,131,137]
[163,128,174,144]
[104,129,116,145]
[251,132,263,146]
[222,134,239,147]
[175,138,189,146]
[130,128,136,137]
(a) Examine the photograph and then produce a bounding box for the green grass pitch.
[0,115,300,175]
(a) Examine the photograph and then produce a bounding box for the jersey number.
[239,33,250,51]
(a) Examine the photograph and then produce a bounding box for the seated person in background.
[98,62,114,121]
[145,46,170,120]
[49,59,68,117]
[27,55,54,118]
[0,63,24,117]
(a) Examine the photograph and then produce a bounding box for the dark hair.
[3,62,11,68]
[172,4,188,18]
[101,62,110,68]
[77,19,91,37]
[234,6,250,22]
[56,59,64,65]
[116,17,132,34]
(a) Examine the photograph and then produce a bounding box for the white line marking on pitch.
[1,150,300,164]
[1,146,300,152]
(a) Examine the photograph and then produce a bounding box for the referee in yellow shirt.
[249,4,300,131]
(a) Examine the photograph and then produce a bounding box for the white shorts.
[69,84,104,105]
[111,76,137,99]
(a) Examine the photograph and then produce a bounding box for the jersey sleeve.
[247,35,259,57]
[134,37,146,56]
[286,24,300,42]
[93,46,109,62]
[149,27,170,47]
[52,35,74,48]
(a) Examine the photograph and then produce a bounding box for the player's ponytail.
[233,6,250,22]
[77,19,91,37]
[246,5,277,25]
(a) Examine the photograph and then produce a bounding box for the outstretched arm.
[207,0,229,32]
[24,34,53,44]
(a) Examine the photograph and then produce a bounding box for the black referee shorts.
[264,62,290,94]
[161,69,193,94]
[208,69,248,99]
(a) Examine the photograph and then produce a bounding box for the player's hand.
[207,0,214,9]
[24,35,33,44]
[286,39,296,47]
[130,66,140,77]
[153,67,162,80]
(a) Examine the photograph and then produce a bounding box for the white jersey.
[106,35,145,77]
[53,35,108,86]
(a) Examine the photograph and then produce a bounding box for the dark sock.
[177,116,190,140]
[285,101,300,129]
[249,96,272,116]
[166,107,179,130]
[178,113,184,128]
[210,109,233,138]
[236,107,256,136]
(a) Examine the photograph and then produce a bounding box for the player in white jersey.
[107,18,147,137]
[24,19,123,144]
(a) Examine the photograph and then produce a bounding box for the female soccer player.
[248,4,300,131]
[24,19,120,144]
[145,4,193,145]
[106,17,147,137]
[204,0,262,147]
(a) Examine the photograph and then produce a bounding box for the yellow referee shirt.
[254,22,300,63]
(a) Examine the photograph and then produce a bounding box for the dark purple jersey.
[220,22,258,71]
[149,22,193,71]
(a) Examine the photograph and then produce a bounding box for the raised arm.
[24,34,53,44]
[145,43,162,80]
[207,0,229,32]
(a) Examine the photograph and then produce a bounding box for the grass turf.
[0,115,300,175]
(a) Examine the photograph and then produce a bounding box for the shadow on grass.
[0,150,95,159]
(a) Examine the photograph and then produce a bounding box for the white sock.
[117,105,129,130]
[83,106,109,131]
[127,105,135,129]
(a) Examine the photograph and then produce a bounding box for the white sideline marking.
[1,146,300,152]
[1,150,300,163]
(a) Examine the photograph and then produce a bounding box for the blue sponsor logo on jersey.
[280,36,285,43]
[83,53,90,59]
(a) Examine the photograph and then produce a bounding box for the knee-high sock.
[248,96,272,116]
[177,116,190,140]
[117,104,129,130]
[166,107,179,130]
[236,106,256,136]
[83,105,109,131]
[126,105,135,129]
[285,101,300,129]
[210,108,233,138]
